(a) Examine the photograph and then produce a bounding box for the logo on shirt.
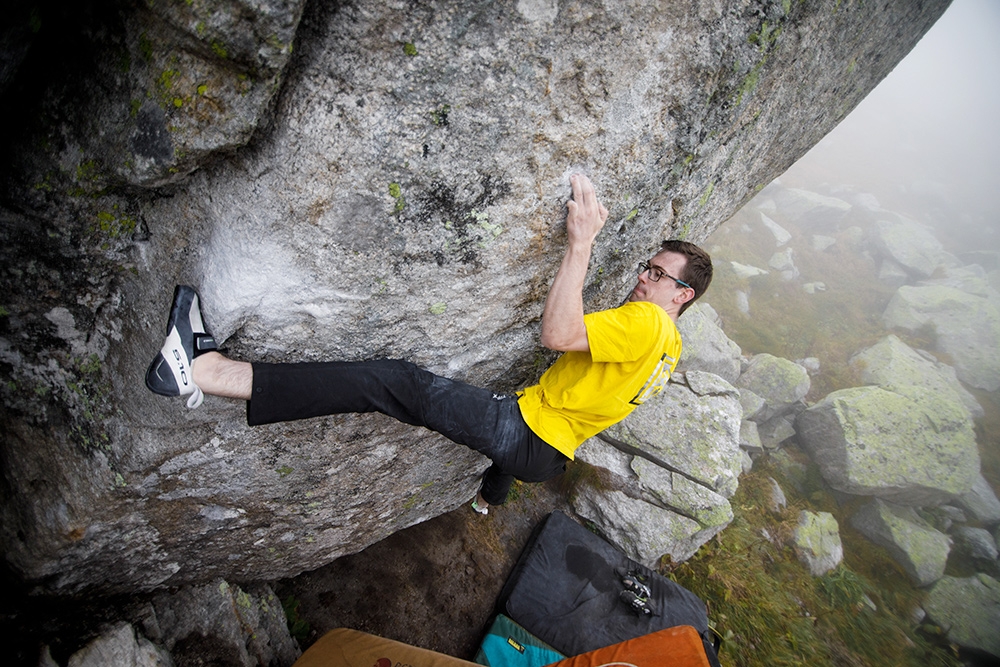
[629,353,675,405]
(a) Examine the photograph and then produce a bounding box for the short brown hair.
[659,239,713,316]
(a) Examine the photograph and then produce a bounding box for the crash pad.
[293,627,481,667]
[547,625,712,667]
[496,511,718,663]
[474,614,565,667]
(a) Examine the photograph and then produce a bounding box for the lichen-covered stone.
[951,526,999,563]
[734,353,810,422]
[924,574,1000,659]
[955,474,1000,526]
[873,217,955,278]
[770,188,851,227]
[675,303,742,383]
[573,488,708,567]
[883,285,1000,391]
[796,385,979,505]
[850,334,983,419]
[791,511,842,577]
[850,499,950,587]
[571,372,739,566]
[602,374,742,498]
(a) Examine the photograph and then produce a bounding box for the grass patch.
[666,468,962,667]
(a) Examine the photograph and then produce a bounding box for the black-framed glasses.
[638,262,692,289]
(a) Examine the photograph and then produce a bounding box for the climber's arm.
[539,174,608,352]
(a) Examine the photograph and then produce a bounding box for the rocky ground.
[275,478,574,660]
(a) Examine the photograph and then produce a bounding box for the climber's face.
[628,250,695,317]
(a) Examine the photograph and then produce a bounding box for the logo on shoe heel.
[172,348,189,386]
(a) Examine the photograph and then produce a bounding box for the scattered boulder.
[923,264,997,299]
[64,623,171,667]
[923,574,1000,660]
[730,262,770,279]
[951,526,999,563]
[796,385,979,506]
[142,580,299,667]
[954,474,1000,527]
[676,303,742,383]
[791,511,843,576]
[768,247,799,280]
[850,334,983,419]
[739,420,763,455]
[877,259,910,288]
[738,388,766,421]
[734,290,751,315]
[769,448,809,495]
[771,188,851,228]
[735,353,810,422]
[756,415,796,450]
[850,499,950,587]
[766,477,787,513]
[51,579,299,667]
[759,213,791,246]
[872,217,955,278]
[883,284,1000,391]
[795,357,820,375]
[811,235,836,252]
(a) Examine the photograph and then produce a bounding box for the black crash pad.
[495,511,717,661]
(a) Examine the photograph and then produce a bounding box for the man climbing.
[145,175,713,514]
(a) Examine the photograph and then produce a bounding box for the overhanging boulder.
[0,0,952,594]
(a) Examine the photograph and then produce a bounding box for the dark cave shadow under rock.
[274,479,572,660]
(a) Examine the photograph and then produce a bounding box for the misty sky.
[777,0,1000,251]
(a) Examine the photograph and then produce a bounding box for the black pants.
[246,359,568,505]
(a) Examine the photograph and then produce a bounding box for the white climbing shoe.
[145,285,217,408]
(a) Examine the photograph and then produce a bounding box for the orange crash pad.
[547,625,713,667]
[294,627,481,667]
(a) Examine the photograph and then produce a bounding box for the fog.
[765,0,1000,250]
[701,0,1000,490]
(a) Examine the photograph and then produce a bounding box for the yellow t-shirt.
[518,301,682,459]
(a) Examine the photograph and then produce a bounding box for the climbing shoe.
[471,499,489,515]
[619,589,653,616]
[145,285,217,408]
[621,571,652,599]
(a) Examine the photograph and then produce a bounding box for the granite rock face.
[0,0,950,593]
[572,371,742,565]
